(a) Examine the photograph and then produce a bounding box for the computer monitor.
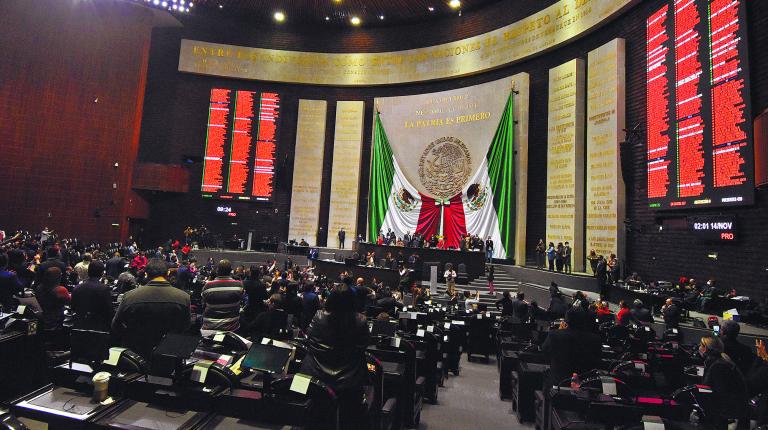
[371,320,397,338]
[241,343,293,375]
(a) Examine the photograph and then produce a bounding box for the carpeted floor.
[419,356,534,430]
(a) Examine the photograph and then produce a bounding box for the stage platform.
[191,246,355,268]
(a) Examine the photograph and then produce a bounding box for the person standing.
[586,250,599,275]
[607,253,619,284]
[563,242,572,274]
[535,239,545,269]
[485,237,494,263]
[546,242,556,271]
[487,265,495,295]
[71,261,112,331]
[596,255,609,300]
[338,228,346,250]
[444,263,457,297]
[73,253,92,283]
[555,242,565,272]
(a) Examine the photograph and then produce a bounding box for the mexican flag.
[367,112,423,242]
[368,92,515,259]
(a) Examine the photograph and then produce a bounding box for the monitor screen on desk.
[241,343,292,375]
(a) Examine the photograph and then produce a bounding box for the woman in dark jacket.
[699,336,748,430]
[35,266,70,331]
[301,284,370,429]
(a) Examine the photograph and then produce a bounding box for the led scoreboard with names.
[646,0,754,209]
[201,88,280,201]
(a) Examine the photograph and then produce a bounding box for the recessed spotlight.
[449,0,461,9]
[379,15,385,20]
[350,16,361,25]
[274,11,285,22]
[153,0,159,5]
[189,2,193,7]
[161,1,167,7]
[428,6,435,12]
[218,4,223,8]
[325,16,330,21]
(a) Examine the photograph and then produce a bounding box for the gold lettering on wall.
[288,100,328,246]
[546,58,585,272]
[178,0,637,86]
[327,101,365,245]
[586,39,626,268]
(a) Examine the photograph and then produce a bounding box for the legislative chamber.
[1,0,768,429]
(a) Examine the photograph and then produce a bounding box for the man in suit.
[485,237,494,263]
[338,228,346,249]
[510,292,530,322]
[71,261,112,331]
[112,258,191,359]
[595,255,609,300]
[105,252,127,279]
[403,231,411,247]
[542,308,602,387]
[563,242,572,274]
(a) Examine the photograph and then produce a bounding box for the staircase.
[432,265,521,306]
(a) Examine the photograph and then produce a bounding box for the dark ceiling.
[190,0,505,27]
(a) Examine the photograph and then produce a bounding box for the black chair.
[466,315,493,361]
[456,263,469,285]
[268,375,339,430]
[369,339,425,428]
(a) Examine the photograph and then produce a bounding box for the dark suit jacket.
[301,310,370,392]
[105,257,127,279]
[111,279,191,359]
[542,328,602,385]
[71,278,113,331]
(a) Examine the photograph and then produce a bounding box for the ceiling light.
[218,4,223,8]
[379,15,385,20]
[273,11,285,22]
[350,16,361,25]
[161,1,167,6]
[153,0,159,5]
[428,6,435,12]
[189,2,193,7]
[449,0,461,9]
[325,16,330,21]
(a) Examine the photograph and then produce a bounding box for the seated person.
[35,266,71,331]
[624,272,643,287]
[542,308,602,387]
[301,284,370,427]
[375,286,403,316]
[630,299,653,324]
[699,336,748,429]
[71,260,112,331]
[0,252,23,311]
[616,300,631,325]
[248,294,288,338]
[112,258,191,359]
[596,301,614,323]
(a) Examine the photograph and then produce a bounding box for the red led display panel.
[252,93,279,200]
[200,88,281,202]
[201,88,231,194]
[646,0,753,209]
